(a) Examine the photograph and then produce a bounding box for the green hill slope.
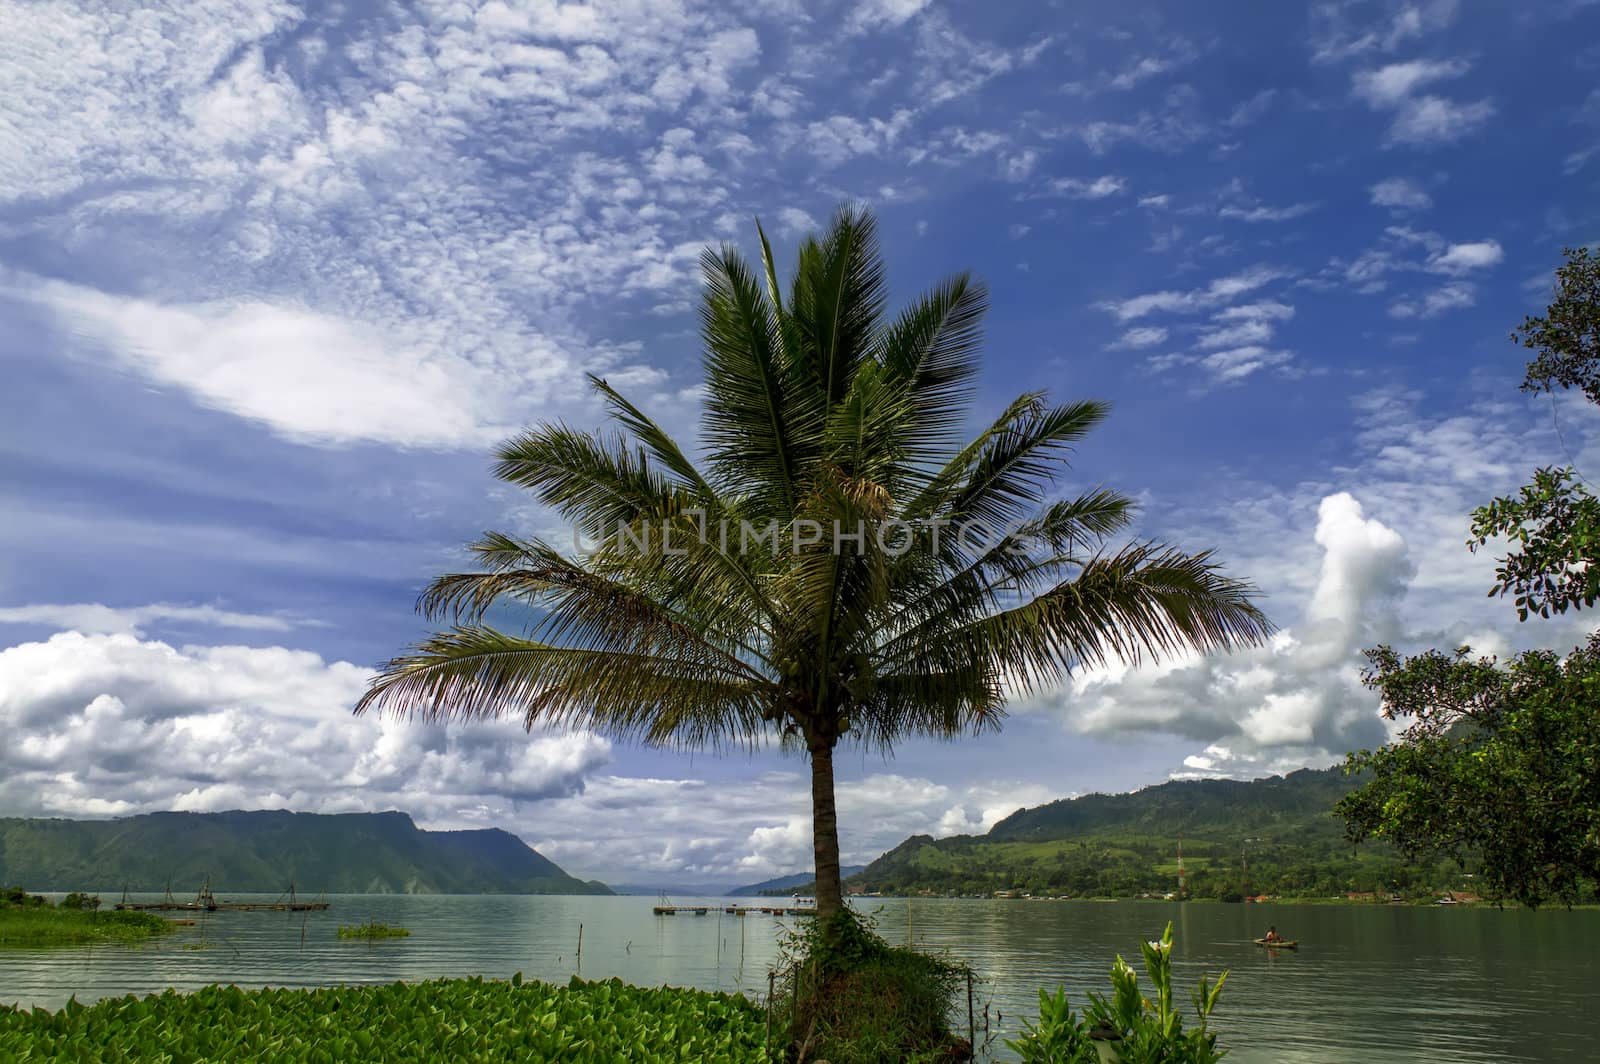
[0,810,612,895]
[852,766,1464,900]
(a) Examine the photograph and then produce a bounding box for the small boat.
[1254,938,1299,949]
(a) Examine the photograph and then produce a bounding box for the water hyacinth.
[0,976,773,1063]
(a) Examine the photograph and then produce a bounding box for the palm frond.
[699,243,804,514]
[355,627,772,752]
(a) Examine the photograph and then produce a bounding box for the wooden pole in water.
[766,970,775,1056]
[576,923,583,969]
[966,970,975,1051]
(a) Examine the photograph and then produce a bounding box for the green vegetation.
[0,810,611,895]
[1008,923,1227,1064]
[358,204,1270,919]
[337,920,411,940]
[0,887,174,948]
[1337,249,1600,911]
[0,976,769,1062]
[1470,246,1600,619]
[1339,638,1600,909]
[842,765,1478,901]
[773,909,967,1064]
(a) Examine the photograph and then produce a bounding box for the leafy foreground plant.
[1007,923,1227,1064]
[337,920,411,940]
[772,909,968,1064]
[0,975,771,1063]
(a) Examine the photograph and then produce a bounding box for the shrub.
[61,892,101,911]
[1,887,46,909]
[773,909,969,1064]
[1007,923,1227,1064]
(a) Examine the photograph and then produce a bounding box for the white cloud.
[0,0,792,450]
[1427,240,1504,274]
[774,206,819,237]
[17,275,556,448]
[802,112,914,165]
[0,602,311,637]
[0,630,614,844]
[1370,177,1433,210]
[1352,59,1468,106]
[1196,321,1275,349]
[1387,96,1495,145]
[1214,301,1296,323]
[1048,175,1128,199]
[847,0,933,31]
[1199,346,1294,382]
[1218,202,1319,223]
[1389,282,1476,318]
[1113,326,1169,349]
[1100,265,1286,322]
[1049,492,1410,771]
[1351,59,1492,146]
[1311,0,1462,63]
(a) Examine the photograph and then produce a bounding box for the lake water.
[3,893,1597,1062]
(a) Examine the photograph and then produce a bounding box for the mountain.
[731,867,867,896]
[848,766,1458,900]
[0,810,612,895]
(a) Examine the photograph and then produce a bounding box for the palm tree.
[355,205,1272,918]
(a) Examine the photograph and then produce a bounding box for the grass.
[0,976,771,1062]
[337,920,411,940]
[0,906,176,948]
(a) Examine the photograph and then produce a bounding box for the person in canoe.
[1264,925,1283,943]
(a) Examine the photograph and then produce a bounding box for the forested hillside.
[0,810,612,895]
[852,767,1472,900]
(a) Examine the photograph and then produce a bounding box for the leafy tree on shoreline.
[1339,248,1600,909]
[1337,637,1600,908]
[356,206,1271,918]
[1470,246,1600,619]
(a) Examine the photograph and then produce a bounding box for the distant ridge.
[730,866,867,896]
[845,765,1423,899]
[0,810,612,895]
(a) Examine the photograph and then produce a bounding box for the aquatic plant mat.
[0,976,771,1062]
[0,907,174,949]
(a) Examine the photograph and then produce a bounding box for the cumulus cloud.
[0,631,612,837]
[1427,240,1504,274]
[1027,384,1599,779]
[0,622,1072,885]
[1050,493,1410,775]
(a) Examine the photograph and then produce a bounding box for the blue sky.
[2,0,1598,888]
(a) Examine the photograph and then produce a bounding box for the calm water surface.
[3,894,1596,1062]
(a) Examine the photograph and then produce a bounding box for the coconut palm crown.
[355,205,1272,916]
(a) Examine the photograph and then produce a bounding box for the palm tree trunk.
[809,737,844,919]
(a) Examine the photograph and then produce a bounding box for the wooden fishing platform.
[114,881,329,913]
[651,904,815,917]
